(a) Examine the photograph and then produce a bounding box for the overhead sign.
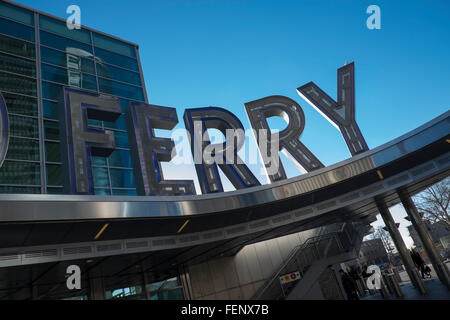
[0,62,369,196]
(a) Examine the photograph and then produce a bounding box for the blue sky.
[15,0,450,247]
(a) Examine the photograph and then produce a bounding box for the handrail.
[252,222,360,299]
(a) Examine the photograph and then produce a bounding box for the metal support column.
[88,266,106,300]
[141,263,151,300]
[376,199,427,294]
[398,190,450,289]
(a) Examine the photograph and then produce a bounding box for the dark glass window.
[0,160,40,185]
[46,164,62,186]
[2,93,38,117]
[92,33,136,58]
[0,186,40,194]
[40,46,95,74]
[40,31,92,54]
[92,156,107,166]
[110,168,135,188]
[98,78,144,101]
[93,167,110,188]
[44,120,60,140]
[0,71,36,96]
[0,17,35,41]
[104,115,127,131]
[94,47,138,71]
[112,131,130,148]
[43,100,58,119]
[10,115,39,138]
[87,118,102,128]
[41,63,97,91]
[0,2,34,25]
[6,137,40,161]
[112,189,137,196]
[109,150,132,168]
[0,34,35,59]
[45,141,61,162]
[0,52,35,77]
[94,188,111,196]
[39,15,91,43]
[42,81,63,100]
[47,187,63,194]
[96,63,141,86]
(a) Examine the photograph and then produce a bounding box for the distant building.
[358,238,390,266]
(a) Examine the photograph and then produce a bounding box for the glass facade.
[0,1,146,196]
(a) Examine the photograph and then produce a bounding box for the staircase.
[251,222,369,300]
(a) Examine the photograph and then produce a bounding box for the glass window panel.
[92,33,136,58]
[112,131,129,148]
[42,81,63,100]
[39,15,90,43]
[87,118,102,128]
[40,30,92,54]
[94,47,138,72]
[0,17,34,41]
[110,168,135,188]
[46,164,62,186]
[94,188,111,196]
[0,186,40,194]
[0,2,34,25]
[45,141,61,162]
[98,78,144,101]
[0,34,35,59]
[120,99,131,113]
[0,186,41,194]
[96,63,141,86]
[82,73,97,91]
[109,149,132,168]
[2,93,37,117]
[93,167,110,188]
[0,160,40,185]
[104,115,127,130]
[42,63,97,91]
[40,46,95,74]
[43,100,58,119]
[10,115,39,138]
[92,156,107,166]
[44,120,60,140]
[0,52,35,77]
[6,137,39,161]
[111,189,137,196]
[0,71,36,96]
[47,187,63,194]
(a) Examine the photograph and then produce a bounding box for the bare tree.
[369,226,396,255]
[413,177,449,227]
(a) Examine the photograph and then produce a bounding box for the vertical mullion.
[34,12,46,194]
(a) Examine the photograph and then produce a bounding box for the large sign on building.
[0,63,369,196]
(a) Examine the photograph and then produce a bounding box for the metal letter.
[297,62,369,156]
[184,107,260,194]
[59,88,121,194]
[128,102,195,196]
[0,93,9,168]
[245,95,323,183]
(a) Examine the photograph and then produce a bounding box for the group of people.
[339,249,432,300]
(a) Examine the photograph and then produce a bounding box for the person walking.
[339,269,359,300]
[411,248,426,279]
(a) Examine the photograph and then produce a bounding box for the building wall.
[187,228,318,300]
[0,1,146,196]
